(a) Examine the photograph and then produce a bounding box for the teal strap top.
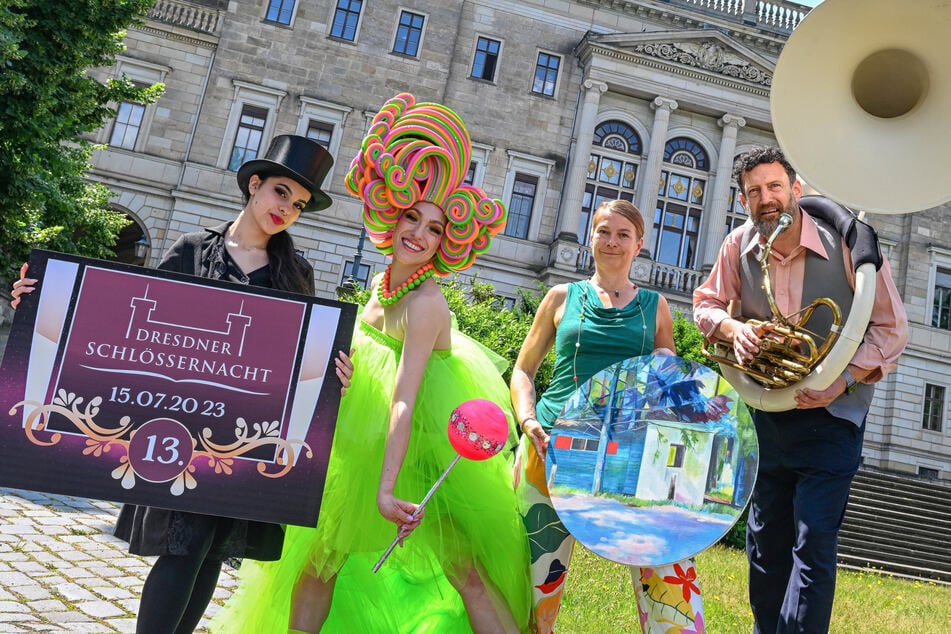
[535,280,660,430]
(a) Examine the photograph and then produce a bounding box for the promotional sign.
[0,250,357,527]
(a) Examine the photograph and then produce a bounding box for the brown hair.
[732,146,797,194]
[592,199,645,238]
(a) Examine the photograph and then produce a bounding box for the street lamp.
[336,227,367,298]
[134,236,150,265]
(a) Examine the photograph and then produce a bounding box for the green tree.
[0,0,161,282]
[672,309,715,369]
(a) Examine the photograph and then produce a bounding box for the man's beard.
[753,194,795,238]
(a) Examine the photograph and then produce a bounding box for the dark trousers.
[136,515,223,634]
[747,407,864,634]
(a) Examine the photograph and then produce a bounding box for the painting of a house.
[546,354,758,566]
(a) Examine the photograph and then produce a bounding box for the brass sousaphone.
[715,0,951,411]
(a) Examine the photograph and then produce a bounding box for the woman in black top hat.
[13,134,350,633]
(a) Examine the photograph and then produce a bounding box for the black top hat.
[236,135,334,212]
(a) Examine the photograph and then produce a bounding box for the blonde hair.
[592,199,645,238]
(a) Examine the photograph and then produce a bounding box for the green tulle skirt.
[211,320,531,632]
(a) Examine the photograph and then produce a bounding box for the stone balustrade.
[147,0,221,34]
[574,247,704,297]
[664,0,810,32]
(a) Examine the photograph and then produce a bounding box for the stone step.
[837,553,951,584]
[845,498,951,532]
[852,470,951,499]
[851,472,951,498]
[846,492,951,526]
[834,468,951,584]
[843,505,951,541]
[837,539,951,576]
[850,479,951,511]
[838,529,951,565]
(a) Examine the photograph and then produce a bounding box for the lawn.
[556,544,951,633]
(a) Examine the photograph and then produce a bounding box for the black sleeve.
[157,233,199,274]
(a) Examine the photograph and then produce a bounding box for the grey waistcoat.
[738,217,872,425]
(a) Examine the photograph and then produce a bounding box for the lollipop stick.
[372,454,461,573]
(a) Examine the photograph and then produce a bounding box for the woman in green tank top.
[510,199,706,633]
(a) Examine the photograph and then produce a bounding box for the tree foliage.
[0,0,161,282]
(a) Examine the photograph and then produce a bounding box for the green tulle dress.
[210,319,532,633]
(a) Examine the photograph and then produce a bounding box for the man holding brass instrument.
[693,146,907,633]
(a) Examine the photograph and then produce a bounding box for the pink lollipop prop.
[372,399,509,573]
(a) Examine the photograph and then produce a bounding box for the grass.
[556,544,951,633]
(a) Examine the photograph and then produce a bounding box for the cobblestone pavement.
[0,488,239,633]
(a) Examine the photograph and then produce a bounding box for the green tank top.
[535,280,660,430]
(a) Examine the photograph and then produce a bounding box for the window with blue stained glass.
[663,137,709,171]
[592,120,642,155]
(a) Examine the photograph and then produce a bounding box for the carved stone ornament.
[632,40,772,87]
[559,246,575,262]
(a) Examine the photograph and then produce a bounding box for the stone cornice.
[578,30,774,97]
[576,0,793,56]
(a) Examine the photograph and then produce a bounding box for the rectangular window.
[667,444,686,468]
[504,173,537,239]
[919,466,939,480]
[923,383,945,432]
[330,0,362,41]
[725,186,749,237]
[342,259,371,288]
[532,52,560,96]
[306,120,334,149]
[471,37,500,81]
[227,105,268,171]
[464,161,476,185]
[932,267,951,330]
[109,101,146,150]
[265,0,295,25]
[393,11,424,57]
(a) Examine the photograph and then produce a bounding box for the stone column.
[701,114,746,272]
[635,97,678,256]
[555,78,608,242]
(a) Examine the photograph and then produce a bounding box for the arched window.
[663,137,709,170]
[109,208,150,265]
[580,120,643,243]
[593,120,642,155]
[652,137,710,269]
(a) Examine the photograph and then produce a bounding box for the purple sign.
[0,250,356,527]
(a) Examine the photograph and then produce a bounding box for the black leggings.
[135,522,223,634]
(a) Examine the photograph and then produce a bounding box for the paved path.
[0,488,239,633]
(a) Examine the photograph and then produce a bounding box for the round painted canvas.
[546,354,758,566]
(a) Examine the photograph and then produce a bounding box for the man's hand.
[795,376,847,409]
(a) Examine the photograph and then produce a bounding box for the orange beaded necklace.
[378,262,436,306]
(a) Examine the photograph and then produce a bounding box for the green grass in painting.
[555,544,951,633]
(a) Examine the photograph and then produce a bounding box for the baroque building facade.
[81,0,949,479]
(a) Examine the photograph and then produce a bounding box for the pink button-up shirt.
[693,208,908,384]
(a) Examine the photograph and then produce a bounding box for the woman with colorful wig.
[211,94,531,633]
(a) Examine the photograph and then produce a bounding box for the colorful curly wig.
[345,93,507,274]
